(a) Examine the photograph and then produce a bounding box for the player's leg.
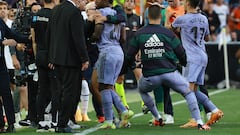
[90,68,104,122]
[164,71,209,130]
[115,74,129,109]
[138,76,164,126]
[80,79,91,121]
[163,86,174,124]
[98,53,133,129]
[199,85,212,120]
[194,67,223,126]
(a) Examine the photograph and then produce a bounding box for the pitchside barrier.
[206,42,240,88]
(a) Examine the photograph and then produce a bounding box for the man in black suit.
[46,0,89,133]
[0,18,30,133]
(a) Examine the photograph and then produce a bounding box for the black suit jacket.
[47,1,89,67]
[0,18,29,58]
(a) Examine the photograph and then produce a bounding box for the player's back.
[174,13,209,66]
[98,7,123,54]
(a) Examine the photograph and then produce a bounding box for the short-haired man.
[126,3,210,130]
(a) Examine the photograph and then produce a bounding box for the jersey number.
[191,27,205,45]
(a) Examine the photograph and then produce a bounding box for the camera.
[14,69,27,86]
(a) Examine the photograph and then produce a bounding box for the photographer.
[10,0,40,127]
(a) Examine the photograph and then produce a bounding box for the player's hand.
[16,43,26,51]
[2,39,17,46]
[82,61,89,71]
[12,55,21,70]
[94,14,106,24]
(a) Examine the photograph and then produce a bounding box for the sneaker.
[98,116,105,123]
[19,119,31,126]
[164,114,174,124]
[119,110,134,128]
[98,122,116,129]
[180,119,198,128]
[68,120,81,129]
[206,110,224,126]
[198,124,211,130]
[48,122,57,132]
[82,114,91,121]
[149,118,164,126]
[142,104,150,114]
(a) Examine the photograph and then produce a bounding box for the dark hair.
[30,2,41,8]
[187,0,200,8]
[109,0,113,4]
[148,5,161,20]
[44,0,53,4]
[0,1,8,6]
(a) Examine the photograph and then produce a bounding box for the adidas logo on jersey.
[145,34,164,47]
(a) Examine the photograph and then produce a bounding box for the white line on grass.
[74,88,228,135]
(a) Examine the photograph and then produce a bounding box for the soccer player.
[172,0,224,128]
[126,2,210,130]
[92,0,134,129]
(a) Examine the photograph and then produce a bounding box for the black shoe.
[19,119,31,126]
[0,127,6,133]
[36,123,50,133]
[55,126,73,133]
[6,124,16,133]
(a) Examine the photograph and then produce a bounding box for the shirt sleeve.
[172,16,185,28]
[106,5,126,24]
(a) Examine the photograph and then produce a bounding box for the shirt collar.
[67,0,76,7]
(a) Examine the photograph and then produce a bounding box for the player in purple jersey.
[92,0,134,129]
[172,0,224,128]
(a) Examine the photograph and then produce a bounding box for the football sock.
[115,82,129,108]
[81,80,90,115]
[101,89,113,121]
[140,91,161,119]
[110,90,127,113]
[185,91,202,124]
[194,91,217,112]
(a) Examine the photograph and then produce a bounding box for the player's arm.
[126,35,140,64]
[91,16,104,41]
[120,25,126,45]
[204,20,211,42]
[31,28,37,57]
[171,18,183,37]
[105,5,126,24]
[204,34,210,42]
[171,36,187,66]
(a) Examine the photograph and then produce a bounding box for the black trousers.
[163,86,174,116]
[36,67,60,122]
[55,66,81,128]
[0,58,15,127]
[36,67,51,122]
[27,75,38,123]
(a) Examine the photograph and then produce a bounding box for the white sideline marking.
[74,126,99,135]
[74,88,228,135]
